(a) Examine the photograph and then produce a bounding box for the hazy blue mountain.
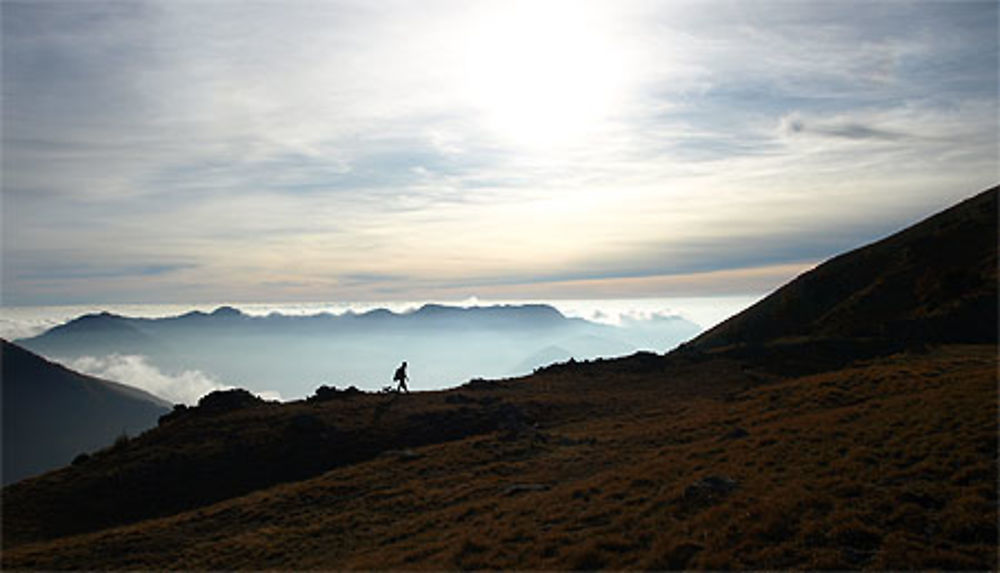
[511,345,575,374]
[17,304,702,399]
[30,311,162,356]
[1,339,170,485]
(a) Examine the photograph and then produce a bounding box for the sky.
[2,0,997,306]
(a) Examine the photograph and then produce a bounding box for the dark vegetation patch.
[2,385,554,545]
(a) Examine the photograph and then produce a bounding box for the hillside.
[1,340,171,485]
[693,186,997,350]
[2,345,995,570]
[2,187,997,570]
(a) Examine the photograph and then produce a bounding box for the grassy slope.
[694,186,997,349]
[3,345,996,570]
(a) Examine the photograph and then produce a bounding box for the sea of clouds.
[2,297,758,406]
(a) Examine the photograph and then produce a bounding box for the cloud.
[0,316,65,340]
[67,354,285,406]
[1,1,996,304]
[15,262,194,281]
[819,124,904,141]
[779,114,906,141]
[254,390,284,402]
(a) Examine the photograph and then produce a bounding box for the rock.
[477,396,500,406]
[493,402,543,442]
[720,427,750,440]
[462,378,506,391]
[287,414,325,434]
[503,483,549,495]
[445,393,476,404]
[683,475,738,502]
[555,435,598,447]
[381,449,422,461]
[158,403,189,425]
[663,542,704,569]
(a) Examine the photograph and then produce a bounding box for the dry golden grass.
[3,344,995,570]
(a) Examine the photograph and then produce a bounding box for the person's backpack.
[394,366,405,382]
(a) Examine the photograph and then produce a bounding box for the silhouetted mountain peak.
[412,303,451,315]
[210,306,244,317]
[406,303,568,329]
[359,308,393,319]
[38,312,150,344]
[58,311,127,330]
[411,303,560,316]
[692,186,998,351]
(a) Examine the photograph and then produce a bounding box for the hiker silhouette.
[393,361,409,393]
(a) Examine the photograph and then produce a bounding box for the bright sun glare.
[463,1,629,149]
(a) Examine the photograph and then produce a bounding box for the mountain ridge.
[1,339,170,485]
[37,302,572,331]
[692,186,997,350]
[18,303,700,398]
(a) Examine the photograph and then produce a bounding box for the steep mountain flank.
[1,340,170,484]
[693,186,997,350]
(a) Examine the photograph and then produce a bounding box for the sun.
[462,1,630,149]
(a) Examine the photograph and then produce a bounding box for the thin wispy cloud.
[2,0,996,305]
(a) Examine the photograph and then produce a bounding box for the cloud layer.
[69,354,230,406]
[3,0,996,304]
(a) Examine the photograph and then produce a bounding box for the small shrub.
[567,545,606,571]
[287,414,326,434]
[646,540,704,570]
[830,520,882,551]
[310,385,365,402]
[111,431,130,452]
[197,388,263,413]
[939,496,998,544]
[309,385,338,402]
[159,403,189,425]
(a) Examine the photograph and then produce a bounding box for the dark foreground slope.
[1,340,170,485]
[2,187,997,570]
[3,345,995,570]
[2,383,575,544]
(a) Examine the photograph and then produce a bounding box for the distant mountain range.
[17,303,701,398]
[1,339,170,485]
